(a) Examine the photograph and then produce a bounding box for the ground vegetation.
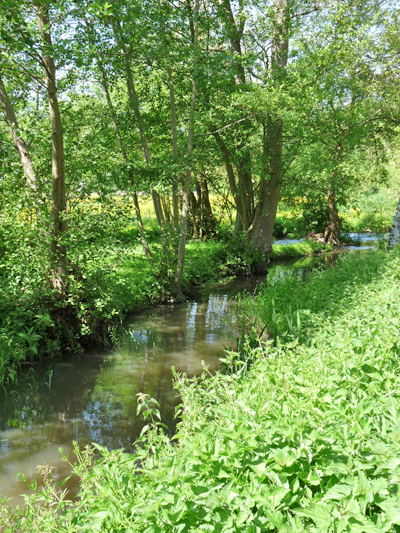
[2,248,400,531]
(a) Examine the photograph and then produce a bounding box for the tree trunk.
[237,151,254,229]
[211,128,245,228]
[161,195,172,225]
[35,2,67,290]
[95,55,153,262]
[324,189,341,245]
[198,175,216,237]
[211,0,289,263]
[247,0,289,271]
[250,118,283,271]
[160,6,180,233]
[166,64,180,233]
[388,196,400,249]
[175,0,199,299]
[0,72,39,197]
[113,20,165,228]
[190,190,199,238]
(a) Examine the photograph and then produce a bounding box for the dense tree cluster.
[0,0,398,294]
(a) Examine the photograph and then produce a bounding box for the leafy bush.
[3,248,400,532]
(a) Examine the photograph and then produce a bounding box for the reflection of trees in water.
[0,280,256,487]
[0,356,103,433]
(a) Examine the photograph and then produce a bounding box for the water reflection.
[0,278,265,506]
[0,248,372,506]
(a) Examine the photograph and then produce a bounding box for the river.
[0,237,382,506]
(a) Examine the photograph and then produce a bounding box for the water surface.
[0,247,379,506]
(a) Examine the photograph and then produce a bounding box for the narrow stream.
[0,239,381,506]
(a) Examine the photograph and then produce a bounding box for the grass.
[0,187,392,386]
[270,240,333,259]
[2,248,400,531]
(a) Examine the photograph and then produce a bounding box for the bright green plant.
[3,248,400,532]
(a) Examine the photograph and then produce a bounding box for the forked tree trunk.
[324,189,341,245]
[211,0,289,269]
[0,72,39,197]
[388,196,400,249]
[35,2,67,289]
[249,0,289,271]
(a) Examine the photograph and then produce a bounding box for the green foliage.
[240,249,389,342]
[341,188,396,237]
[270,240,333,259]
[3,249,400,531]
[274,199,331,239]
[221,327,265,375]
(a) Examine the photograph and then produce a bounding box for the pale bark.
[175,0,199,299]
[35,2,67,287]
[113,21,165,227]
[96,58,153,262]
[388,196,400,249]
[0,72,39,196]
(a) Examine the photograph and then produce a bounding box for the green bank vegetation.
[1,0,400,381]
[2,248,400,531]
[1,0,400,525]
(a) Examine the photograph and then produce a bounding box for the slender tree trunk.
[388,196,400,249]
[113,20,165,227]
[0,72,39,197]
[324,189,341,245]
[161,195,171,224]
[160,8,180,232]
[190,190,199,238]
[35,2,67,289]
[167,64,180,233]
[175,0,199,299]
[198,175,216,236]
[96,57,153,262]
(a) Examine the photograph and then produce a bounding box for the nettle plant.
[3,250,400,533]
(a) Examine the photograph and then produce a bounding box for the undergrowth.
[2,248,400,531]
[0,212,258,385]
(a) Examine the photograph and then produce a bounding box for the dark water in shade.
[0,244,378,506]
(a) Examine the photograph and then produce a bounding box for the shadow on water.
[0,242,382,506]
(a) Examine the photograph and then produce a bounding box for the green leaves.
[3,241,400,532]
